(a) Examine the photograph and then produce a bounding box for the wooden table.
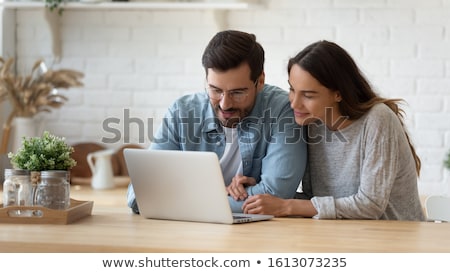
[1,185,450,253]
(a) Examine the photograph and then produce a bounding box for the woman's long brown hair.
[288,41,421,176]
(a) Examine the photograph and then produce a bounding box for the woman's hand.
[242,194,289,216]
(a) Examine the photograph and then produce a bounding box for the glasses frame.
[205,79,258,103]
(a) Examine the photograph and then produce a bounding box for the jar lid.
[40,170,68,178]
[4,169,30,176]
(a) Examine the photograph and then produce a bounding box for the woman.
[242,41,425,221]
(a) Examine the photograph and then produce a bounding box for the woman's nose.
[290,92,302,109]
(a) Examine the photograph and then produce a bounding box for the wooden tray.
[0,199,94,225]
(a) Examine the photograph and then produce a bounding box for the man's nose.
[219,93,234,109]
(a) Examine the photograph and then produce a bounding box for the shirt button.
[216,141,221,146]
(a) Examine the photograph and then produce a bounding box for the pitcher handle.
[86,152,96,175]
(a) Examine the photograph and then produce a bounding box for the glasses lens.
[206,88,221,100]
[205,82,254,102]
[230,91,246,102]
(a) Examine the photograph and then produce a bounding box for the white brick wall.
[8,0,450,196]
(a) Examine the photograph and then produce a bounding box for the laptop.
[123,149,274,224]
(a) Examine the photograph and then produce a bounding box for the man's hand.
[226,175,256,201]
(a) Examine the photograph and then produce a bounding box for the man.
[127,30,307,213]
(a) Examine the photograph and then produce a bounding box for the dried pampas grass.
[0,57,84,153]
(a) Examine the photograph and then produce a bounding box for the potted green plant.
[8,131,76,172]
[45,0,66,15]
[8,131,77,209]
[444,150,450,197]
[445,150,450,171]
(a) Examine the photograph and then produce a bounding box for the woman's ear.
[335,91,342,102]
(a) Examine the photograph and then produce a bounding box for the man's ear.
[257,72,265,92]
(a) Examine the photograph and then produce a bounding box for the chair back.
[425,195,450,222]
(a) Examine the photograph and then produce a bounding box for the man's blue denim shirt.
[127,84,307,213]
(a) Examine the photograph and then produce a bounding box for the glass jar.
[2,169,32,207]
[35,170,70,210]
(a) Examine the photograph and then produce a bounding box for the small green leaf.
[445,151,450,170]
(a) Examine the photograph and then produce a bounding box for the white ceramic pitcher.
[87,149,115,190]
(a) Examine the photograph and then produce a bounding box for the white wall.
[0,8,16,180]
[6,0,450,196]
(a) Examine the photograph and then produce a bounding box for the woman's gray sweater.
[301,103,425,221]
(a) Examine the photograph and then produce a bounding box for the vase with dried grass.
[0,57,84,154]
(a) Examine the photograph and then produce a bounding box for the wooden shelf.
[0,1,260,10]
[1,1,261,62]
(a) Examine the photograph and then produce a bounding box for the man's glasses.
[205,80,258,103]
